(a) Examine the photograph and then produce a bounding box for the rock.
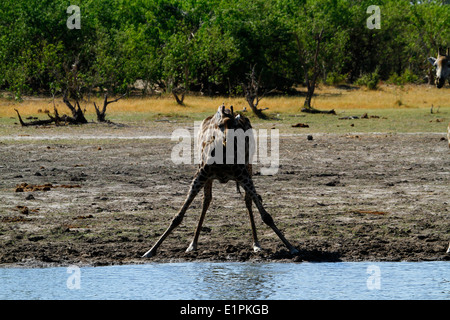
[28,235,45,242]
[16,205,29,214]
[25,194,35,200]
[325,180,340,187]
[292,123,309,128]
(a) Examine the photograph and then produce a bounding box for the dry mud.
[0,125,449,267]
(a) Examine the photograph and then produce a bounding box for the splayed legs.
[143,166,298,258]
[185,182,261,253]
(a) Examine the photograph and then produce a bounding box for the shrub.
[355,68,380,90]
[325,72,347,86]
[388,69,419,85]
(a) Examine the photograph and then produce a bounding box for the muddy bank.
[0,130,449,267]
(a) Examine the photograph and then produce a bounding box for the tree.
[280,0,349,112]
[298,28,323,110]
[1,0,450,101]
[241,64,275,119]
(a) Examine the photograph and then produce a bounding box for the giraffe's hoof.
[142,249,156,258]
[186,242,197,252]
[253,244,262,252]
[289,247,300,255]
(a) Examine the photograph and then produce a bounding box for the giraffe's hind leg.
[186,180,213,252]
[238,177,298,255]
[243,164,261,252]
[245,191,261,252]
[142,171,206,258]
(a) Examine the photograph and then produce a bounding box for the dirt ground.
[0,122,449,267]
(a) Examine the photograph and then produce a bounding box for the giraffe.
[447,121,450,149]
[428,48,450,89]
[142,104,299,258]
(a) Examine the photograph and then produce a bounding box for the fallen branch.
[14,109,55,126]
[301,107,336,115]
[291,123,309,128]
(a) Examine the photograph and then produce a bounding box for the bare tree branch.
[62,91,88,124]
[94,92,126,122]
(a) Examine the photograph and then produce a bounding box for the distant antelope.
[428,48,450,88]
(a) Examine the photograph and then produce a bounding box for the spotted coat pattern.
[142,105,298,257]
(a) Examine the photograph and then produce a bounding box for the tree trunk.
[172,90,185,106]
[303,72,318,109]
[241,64,271,119]
[94,93,125,122]
[62,94,88,124]
[246,98,266,119]
[302,29,323,110]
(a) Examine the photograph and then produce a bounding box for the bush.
[355,69,380,90]
[387,69,419,85]
[325,72,347,86]
[387,72,401,85]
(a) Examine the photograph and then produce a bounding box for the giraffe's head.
[428,49,450,89]
[214,104,247,146]
[199,104,254,166]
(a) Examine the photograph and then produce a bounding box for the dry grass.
[1,84,448,118]
[310,84,449,111]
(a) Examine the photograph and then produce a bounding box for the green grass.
[1,107,448,137]
[264,107,450,134]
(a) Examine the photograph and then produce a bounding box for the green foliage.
[387,69,420,85]
[0,0,449,99]
[355,69,380,90]
[325,72,348,86]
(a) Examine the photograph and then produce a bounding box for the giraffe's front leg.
[142,171,206,258]
[186,180,213,252]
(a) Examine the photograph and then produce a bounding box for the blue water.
[0,262,448,300]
